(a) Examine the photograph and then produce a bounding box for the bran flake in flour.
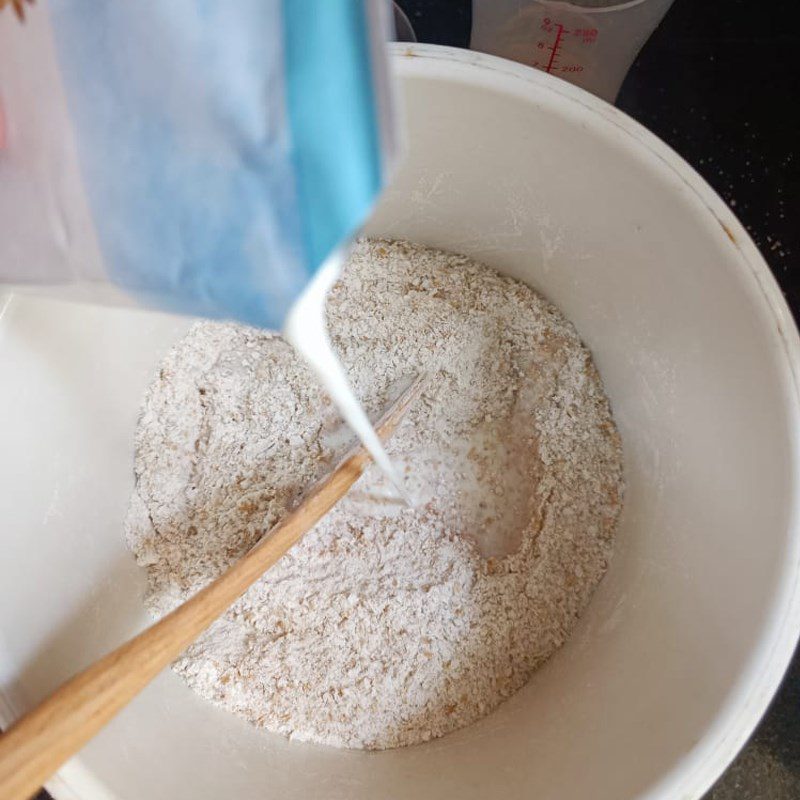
[125,238,624,749]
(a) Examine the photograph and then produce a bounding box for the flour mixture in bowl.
[125,238,624,749]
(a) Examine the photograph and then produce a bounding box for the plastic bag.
[0,0,395,328]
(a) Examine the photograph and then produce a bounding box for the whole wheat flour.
[125,238,624,749]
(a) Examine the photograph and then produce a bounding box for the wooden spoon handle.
[0,377,422,800]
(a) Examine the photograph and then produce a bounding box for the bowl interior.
[1,48,799,800]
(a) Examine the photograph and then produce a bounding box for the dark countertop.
[33,1,800,797]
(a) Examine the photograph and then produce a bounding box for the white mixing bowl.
[2,44,800,800]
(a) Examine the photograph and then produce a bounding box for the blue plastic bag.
[0,0,396,328]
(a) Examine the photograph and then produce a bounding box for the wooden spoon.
[0,376,423,800]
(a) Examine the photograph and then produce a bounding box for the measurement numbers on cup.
[534,18,598,75]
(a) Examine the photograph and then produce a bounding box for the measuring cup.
[470,0,675,102]
[393,1,416,42]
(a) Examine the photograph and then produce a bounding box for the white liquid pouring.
[283,250,412,504]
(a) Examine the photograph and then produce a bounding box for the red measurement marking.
[544,23,565,73]
[572,27,598,44]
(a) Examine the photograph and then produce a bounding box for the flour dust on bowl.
[1,44,799,800]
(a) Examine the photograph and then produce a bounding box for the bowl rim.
[390,42,800,800]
